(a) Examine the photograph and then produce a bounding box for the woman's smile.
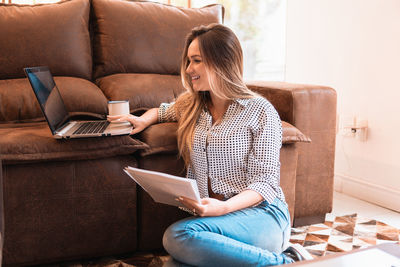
[191,75,200,82]
[186,38,209,91]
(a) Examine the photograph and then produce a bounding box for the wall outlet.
[355,116,368,141]
[339,115,356,137]
[337,114,368,141]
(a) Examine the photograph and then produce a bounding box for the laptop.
[24,66,133,139]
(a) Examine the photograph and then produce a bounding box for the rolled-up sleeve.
[158,102,177,123]
[246,105,283,204]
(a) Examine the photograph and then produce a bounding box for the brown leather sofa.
[0,0,336,265]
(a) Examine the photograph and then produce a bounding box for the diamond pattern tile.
[289,213,400,259]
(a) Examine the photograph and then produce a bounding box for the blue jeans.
[163,198,294,267]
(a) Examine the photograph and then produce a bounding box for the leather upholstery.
[280,144,298,224]
[0,77,108,122]
[137,122,179,157]
[0,78,43,122]
[92,0,224,78]
[96,73,185,113]
[54,77,109,117]
[0,122,147,164]
[282,121,311,143]
[2,156,138,265]
[136,153,188,250]
[0,0,92,80]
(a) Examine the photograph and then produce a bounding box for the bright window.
[191,0,287,81]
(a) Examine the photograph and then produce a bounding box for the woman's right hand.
[107,114,148,135]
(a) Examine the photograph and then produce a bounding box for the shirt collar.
[234,98,251,107]
[203,98,251,113]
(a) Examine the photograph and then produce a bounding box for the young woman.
[108,23,312,266]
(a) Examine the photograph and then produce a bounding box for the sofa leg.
[293,214,326,227]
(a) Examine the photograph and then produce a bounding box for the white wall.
[285,0,400,211]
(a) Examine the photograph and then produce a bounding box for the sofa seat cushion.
[92,0,224,78]
[0,77,108,123]
[139,121,310,157]
[96,73,185,113]
[0,0,92,80]
[0,122,148,164]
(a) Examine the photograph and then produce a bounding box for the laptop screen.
[24,67,69,134]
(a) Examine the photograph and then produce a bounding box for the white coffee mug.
[108,100,130,116]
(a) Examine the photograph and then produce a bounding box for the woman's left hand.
[177,196,229,217]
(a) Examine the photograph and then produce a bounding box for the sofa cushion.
[139,121,310,157]
[0,77,108,123]
[138,122,179,157]
[0,122,148,164]
[92,0,224,78]
[0,0,92,80]
[96,74,185,113]
[54,77,109,118]
[282,121,311,143]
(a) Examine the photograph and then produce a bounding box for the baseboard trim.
[335,173,400,212]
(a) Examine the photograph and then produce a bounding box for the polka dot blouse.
[158,97,286,204]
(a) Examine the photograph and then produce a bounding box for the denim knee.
[163,220,195,258]
[162,223,176,255]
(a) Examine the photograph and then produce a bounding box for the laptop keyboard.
[73,121,110,135]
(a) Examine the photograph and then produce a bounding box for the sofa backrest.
[0,0,224,122]
[0,0,92,80]
[92,0,224,79]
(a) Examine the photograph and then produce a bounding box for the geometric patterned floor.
[289,213,400,259]
[41,214,400,266]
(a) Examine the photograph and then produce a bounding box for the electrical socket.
[354,116,368,141]
[339,115,356,137]
[337,114,368,141]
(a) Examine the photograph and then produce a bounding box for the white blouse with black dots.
[158,97,286,204]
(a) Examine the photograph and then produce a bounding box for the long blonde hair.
[176,23,258,167]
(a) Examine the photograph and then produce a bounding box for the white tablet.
[124,166,201,207]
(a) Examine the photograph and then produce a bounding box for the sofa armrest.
[247,81,337,225]
[246,81,336,133]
